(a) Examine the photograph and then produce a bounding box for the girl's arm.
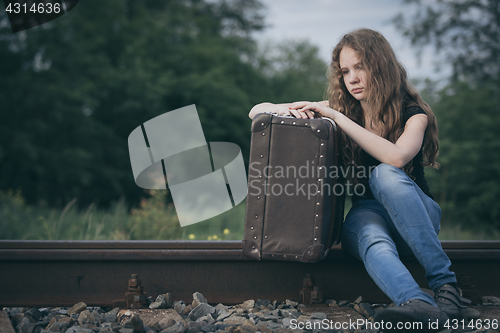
[289,101,428,168]
[249,101,328,119]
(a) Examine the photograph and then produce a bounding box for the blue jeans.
[341,163,457,306]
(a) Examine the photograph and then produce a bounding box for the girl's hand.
[288,101,339,120]
[272,103,316,118]
[249,101,338,120]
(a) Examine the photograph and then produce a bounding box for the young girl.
[249,28,469,329]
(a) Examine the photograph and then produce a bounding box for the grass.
[0,189,245,241]
[0,189,497,241]
[438,221,500,240]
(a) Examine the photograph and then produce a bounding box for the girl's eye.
[342,70,349,75]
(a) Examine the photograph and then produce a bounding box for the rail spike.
[112,274,149,309]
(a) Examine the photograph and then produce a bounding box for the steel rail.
[1,240,499,307]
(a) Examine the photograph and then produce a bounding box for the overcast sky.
[253,0,450,82]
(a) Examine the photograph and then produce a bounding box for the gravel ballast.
[3,292,498,333]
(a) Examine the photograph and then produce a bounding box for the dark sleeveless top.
[354,105,433,201]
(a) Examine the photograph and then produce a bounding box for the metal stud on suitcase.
[243,113,345,262]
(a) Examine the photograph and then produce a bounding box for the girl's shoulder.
[402,103,426,124]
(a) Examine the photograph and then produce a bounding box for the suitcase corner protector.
[301,244,326,262]
[242,240,261,260]
[252,113,272,132]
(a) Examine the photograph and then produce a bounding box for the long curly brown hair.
[326,28,439,177]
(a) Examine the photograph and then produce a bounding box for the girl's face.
[339,47,369,102]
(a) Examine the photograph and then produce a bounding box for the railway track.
[1,240,500,307]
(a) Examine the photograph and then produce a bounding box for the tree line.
[0,0,327,209]
[0,0,498,233]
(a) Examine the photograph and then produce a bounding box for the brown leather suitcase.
[243,113,345,262]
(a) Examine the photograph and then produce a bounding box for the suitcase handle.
[270,113,338,131]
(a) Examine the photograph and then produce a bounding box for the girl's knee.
[359,233,397,261]
[369,163,407,194]
[342,223,392,261]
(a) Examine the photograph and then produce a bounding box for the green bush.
[0,189,32,239]
[127,190,182,240]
